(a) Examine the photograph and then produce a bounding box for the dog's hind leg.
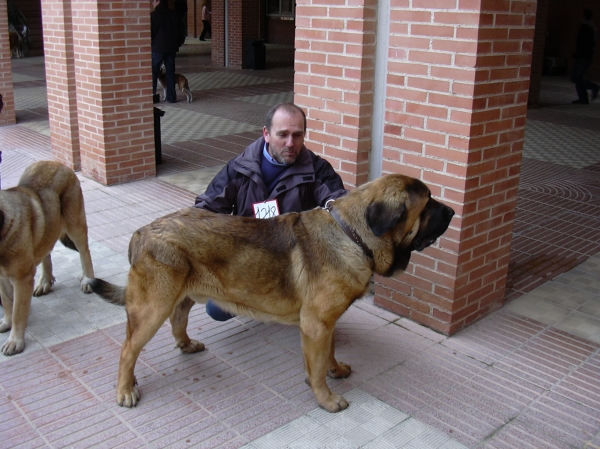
[116,267,185,407]
[327,332,351,379]
[170,296,205,353]
[300,320,349,413]
[61,191,95,292]
[117,295,172,407]
[183,88,192,103]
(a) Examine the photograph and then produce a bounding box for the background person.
[199,2,211,41]
[571,9,599,104]
[151,0,182,103]
[195,103,347,321]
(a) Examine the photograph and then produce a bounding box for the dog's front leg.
[300,321,349,412]
[0,278,14,333]
[1,275,34,355]
[33,254,55,296]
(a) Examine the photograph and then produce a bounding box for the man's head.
[583,9,593,21]
[263,103,306,165]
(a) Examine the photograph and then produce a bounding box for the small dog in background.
[157,68,193,103]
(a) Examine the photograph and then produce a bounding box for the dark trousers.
[570,58,598,102]
[152,51,177,103]
[200,20,211,40]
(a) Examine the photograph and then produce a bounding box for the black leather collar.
[326,204,374,259]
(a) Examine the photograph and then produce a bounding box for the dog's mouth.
[412,238,436,252]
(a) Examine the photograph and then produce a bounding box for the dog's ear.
[366,201,406,237]
[0,210,4,236]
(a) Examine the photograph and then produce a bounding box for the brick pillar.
[373,1,536,335]
[0,0,16,126]
[296,1,536,335]
[295,0,376,188]
[71,0,156,185]
[211,0,261,69]
[41,0,81,170]
[211,0,224,66]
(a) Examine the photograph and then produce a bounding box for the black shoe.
[199,38,205,41]
[592,86,599,101]
[572,99,589,104]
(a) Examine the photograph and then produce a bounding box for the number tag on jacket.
[253,199,280,219]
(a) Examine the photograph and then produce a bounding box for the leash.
[325,203,374,260]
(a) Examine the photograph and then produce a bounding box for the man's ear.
[262,126,270,142]
[366,202,406,237]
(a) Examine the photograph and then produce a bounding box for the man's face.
[263,109,305,165]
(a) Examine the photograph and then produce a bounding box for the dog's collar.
[325,204,374,260]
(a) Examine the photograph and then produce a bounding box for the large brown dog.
[90,174,454,412]
[0,161,95,355]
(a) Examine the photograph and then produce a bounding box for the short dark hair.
[265,103,307,133]
[583,9,593,21]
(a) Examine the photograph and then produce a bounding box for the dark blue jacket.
[195,137,347,216]
[151,2,182,53]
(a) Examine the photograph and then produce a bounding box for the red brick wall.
[0,0,16,126]
[211,0,224,66]
[295,0,377,189]
[373,1,536,335]
[71,0,156,185]
[41,0,81,170]
[297,0,535,335]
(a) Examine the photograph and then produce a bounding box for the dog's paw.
[328,361,351,379]
[117,384,140,407]
[176,339,205,354]
[1,337,25,356]
[33,276,55,296]
[80,278,94,294]
[319,393,349,413]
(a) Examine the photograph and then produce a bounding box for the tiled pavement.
[0,40,600,448]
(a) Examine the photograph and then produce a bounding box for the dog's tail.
[89,278,126,306]
[60,234,79,252]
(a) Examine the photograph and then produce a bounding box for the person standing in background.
[571,9,599,105]
[199,2,211,41]
[151,0,182,103]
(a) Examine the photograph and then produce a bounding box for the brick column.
[71,0,155,185]
[211,0,261,69]
[295,0,377,188]
[296,0,536,335]
[373,1,536,334]
[211,0,224,66]
[0,0,16,126]
[41,0,80,170]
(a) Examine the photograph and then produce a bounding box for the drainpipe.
[370,0,390,181]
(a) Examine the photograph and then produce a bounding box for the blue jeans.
[152,51,177,103]
[570,58,598,102]
[205,300,235,321]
